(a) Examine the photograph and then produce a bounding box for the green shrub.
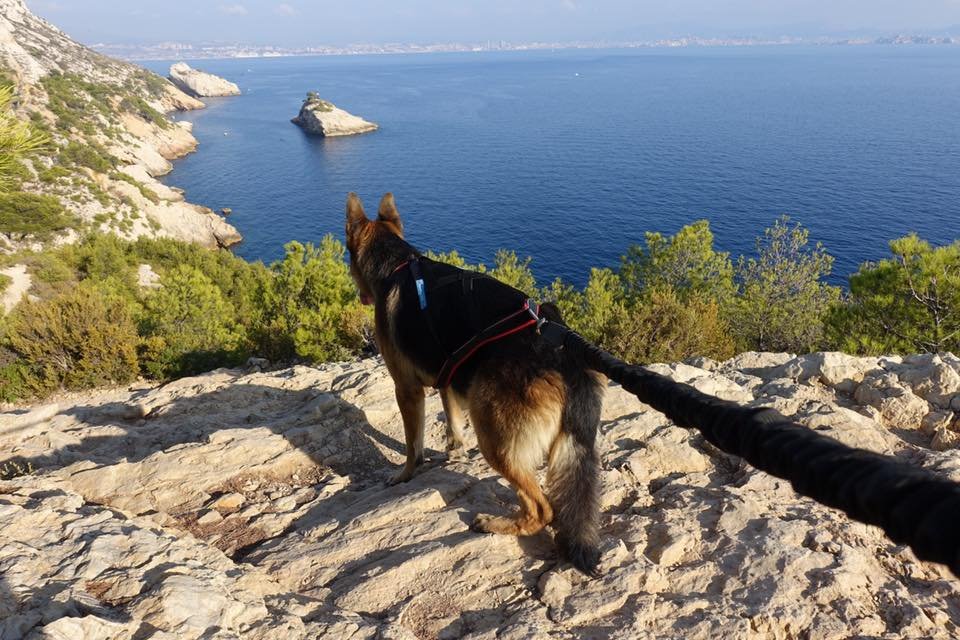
[119,96,170,129]
[489,249,537,293]
[729,217,840,353]
[6,284,139,394]
[0,343,31,403]
[41,72,114,134]
[5,160,32,190]
[132,70,173,101]
[0,360,31,403]
[59,140,116,173]
[607,287,735,364]
[18,251,74,292]
[0,191,76,242]
[70,233,140,299]
[547,268,628,345]
[424,249,486,272]
[139,265,246,379]
[254,237,369,362]
[826,234,960,354]
[130,235,270,324]
[38,165,71,184]
[621,220,734,303]
[548,268,734,363]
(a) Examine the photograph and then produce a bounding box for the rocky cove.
[2,350,960,639]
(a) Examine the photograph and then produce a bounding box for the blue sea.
[144,47,960,287]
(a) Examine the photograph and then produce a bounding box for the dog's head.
[345,192,404,305]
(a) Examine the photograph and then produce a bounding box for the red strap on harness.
[438,301,540,388]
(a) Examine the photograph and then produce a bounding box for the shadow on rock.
[2,381,402,483]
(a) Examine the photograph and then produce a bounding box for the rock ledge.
[2,352,960,638]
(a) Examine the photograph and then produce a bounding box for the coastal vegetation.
[0,213,957,403]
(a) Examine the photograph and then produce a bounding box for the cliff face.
[169,62,241,98]
[0,0,240,251]
[2,352,959,639]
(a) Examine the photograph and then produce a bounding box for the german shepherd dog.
[345,192,604,574]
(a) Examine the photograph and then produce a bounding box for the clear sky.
[24,0,960,46]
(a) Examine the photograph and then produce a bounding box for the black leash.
[539,321,960,578]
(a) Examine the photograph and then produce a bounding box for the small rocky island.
[168,62,241,98]
[291,92,378,137]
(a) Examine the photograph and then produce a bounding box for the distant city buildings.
[92,34,960,61]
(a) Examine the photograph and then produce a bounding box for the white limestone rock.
[0,263,32,313]
[169,61,241,98]
[2,353,960,638]
[895,353,960,408]
[292,93,378,137]
[854,371,930,429]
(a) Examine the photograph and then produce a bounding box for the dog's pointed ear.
[377,192,403,235]
[345,192,368,239]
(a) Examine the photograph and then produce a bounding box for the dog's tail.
[546,341,604,575]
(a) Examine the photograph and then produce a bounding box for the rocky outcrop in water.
[2,351,960,639]
[168,62,241,98]
[292,93,378,137]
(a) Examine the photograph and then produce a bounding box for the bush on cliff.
[826,234,960,355]
[547,221,737,363]
[548,266,734,363]
[609,287,735,363]
[1,216,956,406]
[620,220,734,304]
[0,192,76,242]
[139,265,246,379]
[5,283,139,393]
[253,237,370,362]
[729,216,840,353]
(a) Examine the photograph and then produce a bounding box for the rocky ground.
[2,352,960,639]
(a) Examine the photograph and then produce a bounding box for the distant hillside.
[0,0,239,252]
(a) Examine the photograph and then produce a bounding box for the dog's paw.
[470,514,518,535]
[446,446,467,462]
[388,467,415,485]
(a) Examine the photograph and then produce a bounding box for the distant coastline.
[97,34,960,62]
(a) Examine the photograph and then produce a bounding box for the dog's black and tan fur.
[345,192,604,573]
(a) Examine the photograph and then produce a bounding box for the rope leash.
[539,321,960,578]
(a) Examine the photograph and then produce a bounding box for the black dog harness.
[392,256,546,388]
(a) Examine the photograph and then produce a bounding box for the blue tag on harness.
[415,278,427,309]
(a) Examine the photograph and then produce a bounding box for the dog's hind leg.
[390,383,425,484]
[471,461,553,536]
[468,374,562,536]
[440,388,466,460]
